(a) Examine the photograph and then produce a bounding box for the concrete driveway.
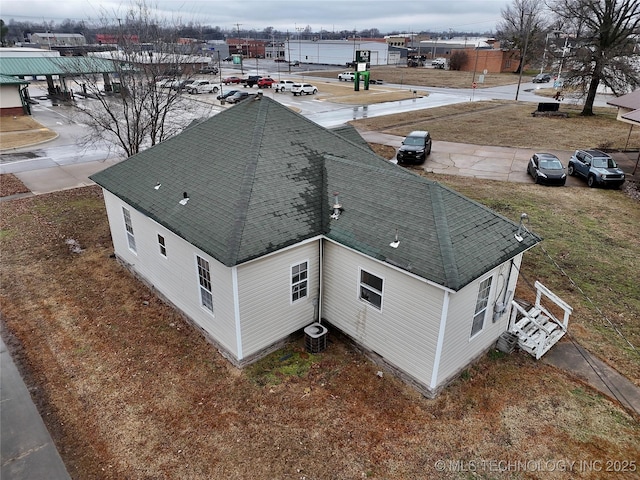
[357,131,581,186]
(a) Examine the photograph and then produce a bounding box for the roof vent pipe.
[330,192,342,220]
[179,191,189,205]
[514,213,529,242]
[389,229,400,248]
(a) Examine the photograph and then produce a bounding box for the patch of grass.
[488,349,507,361]
[0,229,14,241]
[246,344,318,386]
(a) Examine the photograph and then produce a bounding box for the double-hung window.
[122,207,136,252]
[157,234,167,257]
[359,269,383,310]
[471,276,492,338]
[196,256,213,313]
[291,261,308,302]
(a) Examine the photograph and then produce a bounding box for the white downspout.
[318,238,323,324]
[430,291,450,390]
[232,266,243,360]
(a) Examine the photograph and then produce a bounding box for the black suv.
[567,149,625,188]
[396,131,432,165]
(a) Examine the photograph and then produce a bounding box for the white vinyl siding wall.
[435,257,523,385]
[101,191,238,356]
[237,241,319,357]
[322,241,445,387]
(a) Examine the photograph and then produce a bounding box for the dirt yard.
[1,179,638,480]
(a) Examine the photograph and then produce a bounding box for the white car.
[186,80,220,94]
[338,71,355,81]
[291,83,318,96]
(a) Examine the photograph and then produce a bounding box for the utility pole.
[515,12,532,101]
[235,23,243,75]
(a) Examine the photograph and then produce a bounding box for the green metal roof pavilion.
[0,56,118,77]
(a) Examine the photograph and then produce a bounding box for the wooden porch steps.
[508,282,573,360]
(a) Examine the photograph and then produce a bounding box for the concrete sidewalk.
[1,335,72,480]
[543,340,640,418]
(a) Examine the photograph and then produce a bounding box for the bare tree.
[496,0,550,73]
[70,0,214,157]
[550,0,640,115]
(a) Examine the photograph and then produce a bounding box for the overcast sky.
[2,0,506,34]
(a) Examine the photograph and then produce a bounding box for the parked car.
[198,65,219,74]
[532,73,551,83]
[223,76,242,84]
[567,149,626,188]
[275,80,295,93]
[225,91,251,103]
[217,89,239,100]
[222,56,233,62]
[186,80,219,94]
[274,58,288,63]
[527,153,567,186]
[291,60,300,67]
[257,77,275,88]
[369,79,384,84]
[291,83,318,96]
[338,71,355,81]
[242,75,262,88]
[155,78,174,89]
[396,131,432,165]
[432,58,447,69]
[171,79,195,91]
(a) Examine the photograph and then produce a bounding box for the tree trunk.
[581,58,604,116]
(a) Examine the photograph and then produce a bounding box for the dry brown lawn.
[1,182,639,480]
[0,173,31,197]
[0,115,57,150]
[354,101,637,151]
[306,65,522,89]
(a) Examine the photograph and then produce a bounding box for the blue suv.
[567,149,625,188]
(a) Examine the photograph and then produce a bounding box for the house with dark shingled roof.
[90,94,541,397]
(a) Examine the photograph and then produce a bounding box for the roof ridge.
[226,97,268,264]
[430,185,460,288]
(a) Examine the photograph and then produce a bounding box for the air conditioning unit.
[304,322,328,353]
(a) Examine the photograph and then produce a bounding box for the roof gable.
[91,95,540,291]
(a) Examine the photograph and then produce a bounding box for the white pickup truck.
[186,80,220,94]
[274,80,295,93]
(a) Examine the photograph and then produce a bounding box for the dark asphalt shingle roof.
[91,95,540,291]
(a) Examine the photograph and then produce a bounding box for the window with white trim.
[157,234,166,257]
[122,207,136,252]
[291,261,308,302]
[471,276,492,337]
[196,256,213,312]
[359,269,383,310]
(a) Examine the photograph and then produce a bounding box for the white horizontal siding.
[436,257,522,385]
[101,191,238,357]
[322,241,444,387]
[237,241,320,357]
